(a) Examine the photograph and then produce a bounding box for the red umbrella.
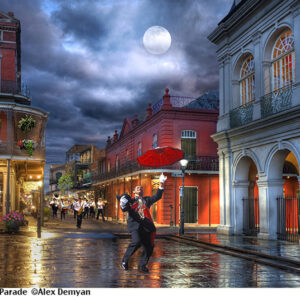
[137,147,184,167]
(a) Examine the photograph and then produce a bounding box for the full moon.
[143,26,171,55]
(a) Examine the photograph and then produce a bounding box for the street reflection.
[0,233,299,287]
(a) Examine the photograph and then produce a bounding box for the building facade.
[0,11,48,217]
[49,164,66,193]
[208,0,300,240]
[92,89,220,226]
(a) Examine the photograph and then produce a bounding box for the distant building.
[92,89,220,226]
[208,0,300,241]
[0,11,48,217]
[49,164,66,194]
[49,144,104,201]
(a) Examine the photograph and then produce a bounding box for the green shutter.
[181,138,196,159]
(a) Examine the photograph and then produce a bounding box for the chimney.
[132,114,139,127]
[106,136,111,147]
[162,88,172,109]
[146,103,152,119]
[113,130,118,142]
[8,12,14,17]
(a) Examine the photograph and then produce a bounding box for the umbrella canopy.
[137,147,184,167]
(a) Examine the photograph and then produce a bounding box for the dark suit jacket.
[121,188,164,232]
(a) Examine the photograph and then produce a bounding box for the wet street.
[0,221,300,287]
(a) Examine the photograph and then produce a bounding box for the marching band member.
[73,197,84,229]
[117,173,167,273]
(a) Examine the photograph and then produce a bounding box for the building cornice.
[107,107,218,151]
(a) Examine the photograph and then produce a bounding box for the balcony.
[260,85,293,118]
[92,156,219,183]
[0,80,31,104]
[229,84,294,129]
[229,101,254,129]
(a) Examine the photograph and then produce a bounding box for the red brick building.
[0,11,22,96]
[92,89,220,226]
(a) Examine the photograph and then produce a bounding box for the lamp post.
[179,159,188,236]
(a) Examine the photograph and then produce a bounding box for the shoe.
[138,266,149,273]
[121,261,128,270]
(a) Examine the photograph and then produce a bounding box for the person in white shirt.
[59,200,68,220]
[73,198,84,229]
[96,198,105,221]
[89,201,96,218]
[83,199,90,219]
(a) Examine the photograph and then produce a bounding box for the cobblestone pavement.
[0,215,299,288]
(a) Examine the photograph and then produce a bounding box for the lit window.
[272,29,295,90]
[240,54,255,105]
[181,130,196,159]
[107,161,111,172]
[138,142,142,157]
[153,134,158,148]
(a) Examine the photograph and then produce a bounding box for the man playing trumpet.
[73,197,84,229]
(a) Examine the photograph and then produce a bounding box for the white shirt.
[97,201,104,209]
[74,200,84,211]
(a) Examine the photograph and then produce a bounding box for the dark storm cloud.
[0,0,233,190]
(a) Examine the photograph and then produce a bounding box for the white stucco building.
[208,0,300,241]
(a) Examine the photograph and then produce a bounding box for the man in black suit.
[118,173,167,273]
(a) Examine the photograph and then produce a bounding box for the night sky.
[1,0,232,189]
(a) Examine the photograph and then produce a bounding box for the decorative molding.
[251,31,262,46]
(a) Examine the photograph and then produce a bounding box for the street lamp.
[179,158,188,236]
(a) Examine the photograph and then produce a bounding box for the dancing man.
[118,173,167,273]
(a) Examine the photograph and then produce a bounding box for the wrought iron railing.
[92,156,219,183]
[260,84,293,118]
[243,197,260,236]
[277,196,299,243]
[229,101,254,129]
[0,80,30,98]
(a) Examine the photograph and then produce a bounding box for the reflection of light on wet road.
[0,234,299,288]
[30,239,43,287]
[41,232,56,239]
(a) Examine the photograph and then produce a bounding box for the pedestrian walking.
[83,199,90,219]
[89,201,96,218]
[50,194,59,218]
[73,197,84,229]
[118,173,167,273]
[96,198,105,221]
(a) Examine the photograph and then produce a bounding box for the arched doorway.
[266,149,299,241]
[234,156,259,235]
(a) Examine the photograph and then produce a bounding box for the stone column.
[252,31,262,100]
[262,61,272,95]
[231,80,240,108]
[257,178,284,240]
[219,61,225,116]
[232,180,249,234]
[224,55,232,114]
[217,150,234,235]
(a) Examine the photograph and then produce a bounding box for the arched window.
[138,142,142,157]
[240,54,255,105]
[272,29,295,90]
[107,160,111,173]
[153,134,157,148]
[181,130,196,159]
